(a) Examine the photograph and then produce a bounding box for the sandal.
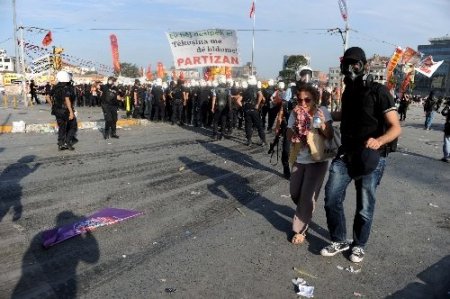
[291,233,306,245]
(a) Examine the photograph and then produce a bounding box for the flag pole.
[250,1,256,76]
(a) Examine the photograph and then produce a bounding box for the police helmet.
[295,66,313,83]
[247,75,257,86]
[56,71,71,83]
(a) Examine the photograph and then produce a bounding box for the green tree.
[285,55,308,70]
[278,55,308,81]
[278,69,295,81]
[115,62,141,78]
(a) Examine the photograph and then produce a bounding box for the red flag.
[157,62,164,79]
[109,34,121,73]
[42,31,52,47]
[146,64,153,80]
[249,1,255,18]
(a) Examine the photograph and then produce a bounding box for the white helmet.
[162,82,168,89]
[257,81,262,89]
[206,80,212,87]
[226,78,234,86]
[277,82,285,90]
[191,80,198,87]
[247,75,257,86]
[155,78,162,86]
[241,81,248,89]
[218,76,227,85]
[56,71,71,83]
[289,82,296,87]
[295,66,313,83]
[268,79,275,86]
[212,80,219,87]
[234,81,240,88]
[199,79,207,87]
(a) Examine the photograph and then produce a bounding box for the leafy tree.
[285,55,308,70]
[278,55,308,81]
[115,62,141,78]
[278,69,295,81]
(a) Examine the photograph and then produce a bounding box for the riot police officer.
[101,76,123,139]
[238,76,266,146]
[50,71,77,150]
[171,79,189,126]
[211,76,231,140]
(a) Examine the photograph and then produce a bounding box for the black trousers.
[103,104,118,136]
[171,99,184,124]
[244,109,265,142]
[55,110,77,145]
[212,108,228,137]
[153,100,166,121]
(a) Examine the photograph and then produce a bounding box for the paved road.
[0,105,449,298]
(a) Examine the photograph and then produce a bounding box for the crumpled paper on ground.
[292,278,314,298]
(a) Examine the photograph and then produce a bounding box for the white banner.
[166,29,240,69]
[31,54,52,74]
[415,56,444,78]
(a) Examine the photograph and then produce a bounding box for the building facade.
[416,35,450,96]
[0,49,16,73]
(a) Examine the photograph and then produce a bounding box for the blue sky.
[1,0,449,78]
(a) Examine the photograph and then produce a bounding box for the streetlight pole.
[12,0,19,73]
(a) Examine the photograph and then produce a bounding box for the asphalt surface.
[0,105,449,298]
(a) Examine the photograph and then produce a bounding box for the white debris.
[292,278,314,298]
[190,191,201,195]
[428,203,439,208]
[11,121,26,133]
[281,195,290,198]
[337,265,344,270]
[345,266,361,273]
[122,255,127,258]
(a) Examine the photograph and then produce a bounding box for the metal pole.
[344,0,349,51]
[19,26,28,107]
[250,1,256,76]
[12,0,19,73]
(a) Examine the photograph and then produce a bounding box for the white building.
[0,49,16,72]
[328,66,341,89]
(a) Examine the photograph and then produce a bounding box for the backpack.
[370,82,398,154]
[215,87,228,110]
[244,87,258,109]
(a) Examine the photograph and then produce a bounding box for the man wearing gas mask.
[320,47,401,263]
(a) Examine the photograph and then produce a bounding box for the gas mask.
[341,60,365,81]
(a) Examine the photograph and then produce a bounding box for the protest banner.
[386,47,404,90]
[166,29,240,69]
[42,208,143,248]
[110,34,121,73]
[415,56,444,78]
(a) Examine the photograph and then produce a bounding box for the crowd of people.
[42,46,450,265]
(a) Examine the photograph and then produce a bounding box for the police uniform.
[101,81,121,139]
[242,85,266,146]
[51,82,77,150]
[212,84,231,139]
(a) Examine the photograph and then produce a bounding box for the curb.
[0,119,150,134]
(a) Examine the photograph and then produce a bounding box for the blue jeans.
[444,135,450,158]
[324,156,386,248]
[424,111,435,129]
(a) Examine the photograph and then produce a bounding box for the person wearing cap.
[101,76,123,139]
[320,47,401,263]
